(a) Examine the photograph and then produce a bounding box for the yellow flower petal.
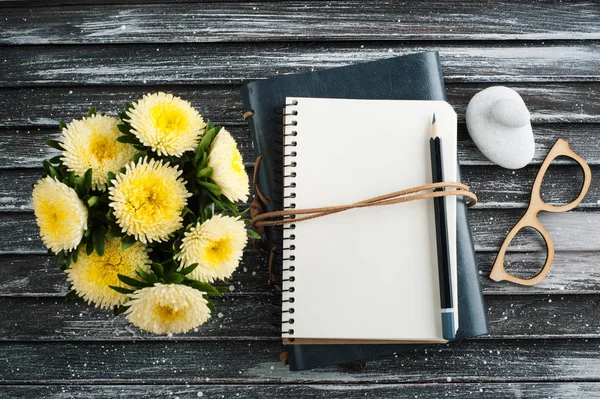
[175,214,248,283]
[66,237,151,309]
[32,176,88,253]
[109,157,191,244]
[126,92,205,156]
[207,128,249,202]
[125,283,211,334]
[61,114,136,191]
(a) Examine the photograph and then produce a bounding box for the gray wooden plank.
[2,1,599,44]
[2,123,600,171]
[3,162,597,211]
[1,43,600,87]
[3,383,600,399]
[0,86,244,127]
[0,251,269,296]
[0,295,279,340]
[478,251,600,295]
[1,83,598,129]
[3,251,600,296]
[4,208,600,253]
[0,294,597,341]
[0,339,599,382]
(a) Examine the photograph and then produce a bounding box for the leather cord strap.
[251,157,478,228]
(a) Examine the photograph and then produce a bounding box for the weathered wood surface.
[1,0,599,395]
[2,163,596,211]
[2,123,599,171]
[2,251,600,296]
[2,84,599,128]
[2,1,599,44]
[1,339,599,382]
[0,294,598,340]
[2,43,600,87]
[3,383,600,399]
[2,209,598,254]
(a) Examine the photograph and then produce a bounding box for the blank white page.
[281,98,457,341]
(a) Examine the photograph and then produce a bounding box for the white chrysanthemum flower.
[126,92,205,156]
[32,176,88,253]
[175,214,247,283]
[109,157,191,244]
[66,237,151,309]
[207,128,249,202]
[125,283,211,335]
[61,114,136,191]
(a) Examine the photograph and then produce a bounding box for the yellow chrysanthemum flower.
[109,157,191,244]
[125,283,211,335]
[207,128,250,203]
[61,114,136,191]
[32,176,88,253]
[175,214,248,283]
[65,237,151,309]
[126,92,205,157]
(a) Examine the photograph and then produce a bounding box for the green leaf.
[136,267,158,284]
[106,226,122,238]
[117,123,131,134]
[121,235,136,251]
[114,305,130,316]
[198,180,222,196]
[58,120,67,130]
[179,263,198,276]
[196,166,213,179]
[151,262,164,278]
[48,155,63,164]
[116,135,140,144]
[187,280,220,296]
[216,285,229,294]
[87,196,99,208]
[198,128,216,152]
[83,168,93,194]
[65,289,80,300]
[45,139,64,151]
[107,171,117,187]
[87,106,97,117]
[206,300,217,313]
[42,160,58,178]
[247,229,261,239]
[203,206,213,221]
[117,274,149,289]
[86,236,94,256]
[169,273,184,284]
[93,225,106,256]
[109,285,135,295]
[71,247,79,263]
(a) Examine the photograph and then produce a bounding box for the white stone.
[466,86,534,169]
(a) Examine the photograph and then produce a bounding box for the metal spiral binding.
[281,99,298,338]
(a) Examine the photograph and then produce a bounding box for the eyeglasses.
[489,139,592,286]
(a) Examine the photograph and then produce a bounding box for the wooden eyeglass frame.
[489,139,592,286]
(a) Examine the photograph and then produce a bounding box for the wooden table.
[1,1,599,397]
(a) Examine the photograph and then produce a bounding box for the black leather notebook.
[241,52,489,371]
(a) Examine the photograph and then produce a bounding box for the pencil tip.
[432,113,436,124]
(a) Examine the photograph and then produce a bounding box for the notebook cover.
[240,52,489,370]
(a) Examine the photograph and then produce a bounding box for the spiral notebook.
[281,97,458,344]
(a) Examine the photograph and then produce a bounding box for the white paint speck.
[121,25,126,30]
[217,312,224,318]
[229,285,235,292]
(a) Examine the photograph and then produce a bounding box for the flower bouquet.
[32,92,257,334]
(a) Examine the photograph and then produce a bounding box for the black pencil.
[430,113,456,341]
